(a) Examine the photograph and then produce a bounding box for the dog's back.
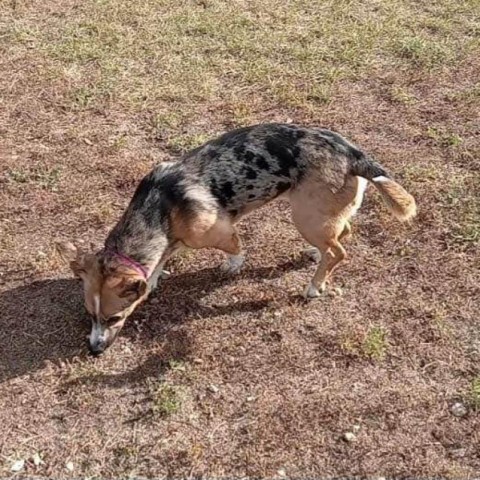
[178,123,362,217]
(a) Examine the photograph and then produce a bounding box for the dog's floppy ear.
[105,273,147,302]
[119,277,148,301]
[55,241,87,277]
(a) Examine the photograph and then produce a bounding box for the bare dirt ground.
[1,0,479,477]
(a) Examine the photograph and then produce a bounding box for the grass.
[470,377,480,411]
[2,0,478,119]
[6,167,62,191]
[341,325,389,361]
[363,326,389,360]
[149,378,183,417]
[427,127,463,148]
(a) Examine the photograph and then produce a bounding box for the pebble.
[352,424,361,432]
[32,453,43,466]
[277,468,286,476]
[343,431,356,442]
[450,401,468,417]
[66,461,74,472]
[246,396,255,402]
[11,460,25,472]
[208,384,219,394]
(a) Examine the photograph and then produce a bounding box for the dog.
[57,123,416,354]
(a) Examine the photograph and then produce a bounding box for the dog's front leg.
[148,243,183,291]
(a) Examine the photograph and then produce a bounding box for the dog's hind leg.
[290,176,357,298]
[303,220,351,263]
[303,238,346,298]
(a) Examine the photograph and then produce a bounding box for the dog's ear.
[105,273,147,302]
[119,278,148,301]
[55,241,88,277]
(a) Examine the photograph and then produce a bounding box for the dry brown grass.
[1,0,480,477]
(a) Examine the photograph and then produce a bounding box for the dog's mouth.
[88,321,123,355]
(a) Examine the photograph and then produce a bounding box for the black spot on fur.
[220,182,235,201]
[244,150,255,163]
[234,144,245,157]
[246,168,257,180]
[211,126,253,149]
[265,137,299,178]
[209,179,235,208]
[209,178,226,207]
[255,155,270,171]
[275,181,291,194]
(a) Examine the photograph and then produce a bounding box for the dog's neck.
[104,222,170,277]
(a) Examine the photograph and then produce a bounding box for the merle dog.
[58,123,416,354]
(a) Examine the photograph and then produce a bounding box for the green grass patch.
[470,377,480,411]
[427,127,463,148]
[363,326,389,360]
[3,0,477,118]
[148,379,183,417]
[7,167,62,192]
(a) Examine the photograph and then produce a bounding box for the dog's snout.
[88,339,106,356]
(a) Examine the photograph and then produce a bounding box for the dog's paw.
[303,247,321,262]
[220,255,245,274]
[303,283,325,299]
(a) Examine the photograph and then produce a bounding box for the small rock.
[273,311,282,318]
[65,461,74,472]
[450,447,467,459]
[193,358,203,364]
[32,452,43,466]
[208,384,219,394]
[343,432,356,442]
[11,459,25,472]
[450,401,468,418]
[246,396,255,402]
[352,424,361,432]
[277,468,286,476]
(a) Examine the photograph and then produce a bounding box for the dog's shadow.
[0,257,309,385]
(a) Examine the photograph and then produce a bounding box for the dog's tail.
[349,153,416,221]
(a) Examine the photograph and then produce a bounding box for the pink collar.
[106,249,149,279]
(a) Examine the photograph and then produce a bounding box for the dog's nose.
[88,340,106,356]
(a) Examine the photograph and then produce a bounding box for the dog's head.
[57,242,148,355]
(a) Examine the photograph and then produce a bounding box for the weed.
[395,37,453,69]
[149,379,182,417]
[7,167,61,191]
[363,326,388,360]
[470,377,480,411]
[168,359,187,372]
[427,127,463,148]
[7,169,29,183]
[390,86,416,105]
[166,132,212,153]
